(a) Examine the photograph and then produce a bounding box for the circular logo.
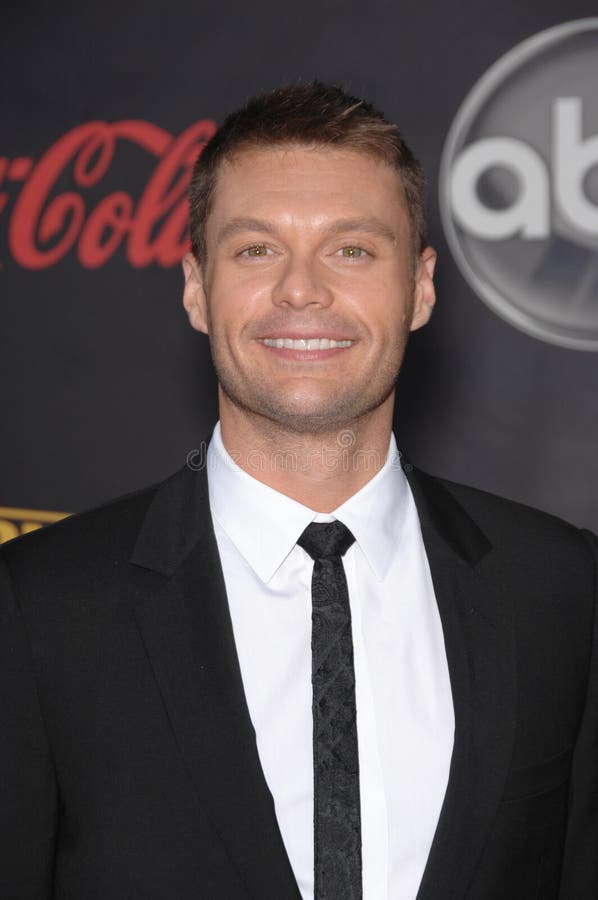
[439,19,598,350]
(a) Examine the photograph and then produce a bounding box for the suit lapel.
[130,464,301,900]
[127,455,517,899]
[405,465,518,900]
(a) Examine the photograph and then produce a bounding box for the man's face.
[183,145,436,436]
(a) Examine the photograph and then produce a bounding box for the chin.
[265,412,352,436]
[252,395,386,437]
[218,370,395,436]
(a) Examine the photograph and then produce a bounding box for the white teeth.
[263,338,353,350]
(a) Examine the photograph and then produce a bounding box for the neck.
[218,401,395,513]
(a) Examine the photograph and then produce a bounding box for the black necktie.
[297,521,362,900]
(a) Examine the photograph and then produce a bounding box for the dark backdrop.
[1,0,597,536]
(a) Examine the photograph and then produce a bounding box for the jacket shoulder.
[404,463,596,567]
[0,469,181,578]
[415,466,595,562]
[427,467,580,527]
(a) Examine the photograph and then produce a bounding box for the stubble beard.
[207,326,411,440]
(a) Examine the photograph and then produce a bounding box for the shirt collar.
[207,422,409,583]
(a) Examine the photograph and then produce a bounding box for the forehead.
[208,145,409,231]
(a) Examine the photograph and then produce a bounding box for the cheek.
[210,273,272,325]
[362,291,412,337]
[207,300,260,366]
[205,288,244,336]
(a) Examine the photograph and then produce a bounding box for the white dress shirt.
[207,423,455,900]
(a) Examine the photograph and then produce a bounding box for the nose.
[271,253,333,310]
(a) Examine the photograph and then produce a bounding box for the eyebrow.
[327,217,398,244]
[215,216,398,245]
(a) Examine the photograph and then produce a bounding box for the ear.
[182,252,209,334]
[410,245,437,332]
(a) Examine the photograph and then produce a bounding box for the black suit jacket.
[0,458,596,899]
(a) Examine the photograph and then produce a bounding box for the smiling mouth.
[261,338,354,350]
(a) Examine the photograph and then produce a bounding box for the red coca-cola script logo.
[0,119,216,269]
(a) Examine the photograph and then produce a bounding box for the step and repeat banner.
[1,2,597,539]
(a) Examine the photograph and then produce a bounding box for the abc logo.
[439,19,598,350]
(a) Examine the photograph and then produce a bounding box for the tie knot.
[297,521,355,560]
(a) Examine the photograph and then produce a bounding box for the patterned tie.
[297,521,362,900]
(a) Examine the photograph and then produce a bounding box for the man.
[0,83,596,900]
